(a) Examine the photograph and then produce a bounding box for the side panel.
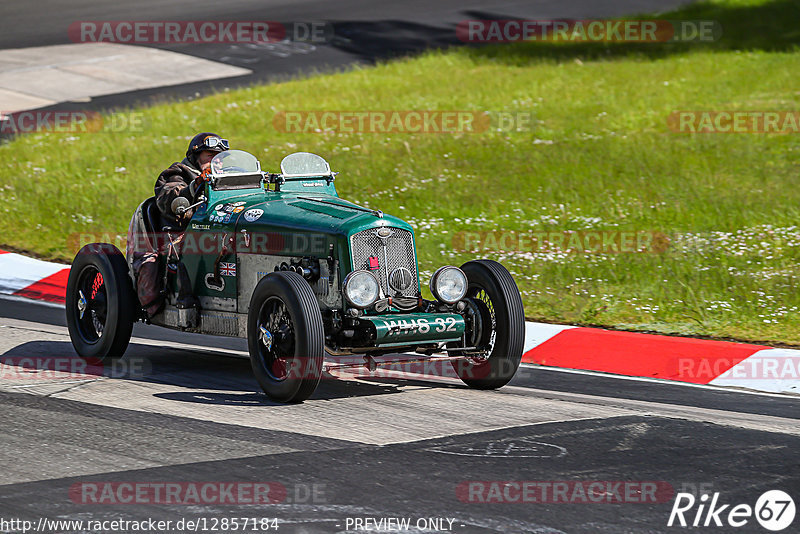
[152,306,245,337]
[237,252,344,314]
[180,227,239,305]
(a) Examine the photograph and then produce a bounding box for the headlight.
[430,266,467,304]
[388,267,414,293]
[343,270,380,309]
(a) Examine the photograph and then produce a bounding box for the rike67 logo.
[668,490,795,531]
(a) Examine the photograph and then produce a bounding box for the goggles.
[193,136,229,152]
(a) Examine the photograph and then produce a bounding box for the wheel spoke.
[75,266,108,344]
[257,297,296,382]
[91,310,104,337]
[271,357,288,380]
[467,289,497,355]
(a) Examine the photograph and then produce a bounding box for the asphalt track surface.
[3,1,800,533]
[1,296,799,533]
[2,0,694,114]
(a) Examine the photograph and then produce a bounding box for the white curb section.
[709,348,800,395]
[522,322,576,354]
[0,252,64,293]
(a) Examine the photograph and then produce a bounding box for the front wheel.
[449,259,525,389]
[65,243,135,361]
[247,271,324,403]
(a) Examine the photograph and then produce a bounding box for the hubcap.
[259,325,273,351]
[74,267,107,344]
[257,297,294,381]
[77,290,87,319]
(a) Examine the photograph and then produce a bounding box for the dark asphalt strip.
[0,414,796,533]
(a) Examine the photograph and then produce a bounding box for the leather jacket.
[154,157,203,230]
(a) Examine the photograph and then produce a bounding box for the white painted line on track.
[0,293,64,309]
[522,363,800,400]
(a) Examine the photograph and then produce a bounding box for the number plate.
[366,313,466,346]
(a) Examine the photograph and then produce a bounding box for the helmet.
[186,132,229,168]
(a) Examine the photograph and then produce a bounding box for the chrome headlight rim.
[343,269,381,309]
[429,265,468,304]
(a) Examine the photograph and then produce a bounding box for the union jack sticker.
[219,262,237,276]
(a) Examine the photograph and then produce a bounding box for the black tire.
[247,271,324,403]
[65,243,135,361]
[449,259,525,389]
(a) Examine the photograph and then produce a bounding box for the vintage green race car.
[65,150,525,402]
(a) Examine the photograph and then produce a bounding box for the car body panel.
[180,183,418,316]
[146,151,459,354]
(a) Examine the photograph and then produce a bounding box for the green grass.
[2,0,800,344]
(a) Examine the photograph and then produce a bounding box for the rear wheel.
[65,243,135,361]
[449,259,525,389]
[247,271,324,403]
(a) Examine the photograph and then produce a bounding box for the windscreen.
[280,152,331,177]
[210,150,261,177]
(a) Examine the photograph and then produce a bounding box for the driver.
[133,133,230,316]
[155,132,230,228]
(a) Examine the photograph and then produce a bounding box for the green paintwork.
[280,178,338,195]
[178,180,419,304]
[289,200,354,219]
[364,312,466,346]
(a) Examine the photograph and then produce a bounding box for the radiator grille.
[350,228,418,297]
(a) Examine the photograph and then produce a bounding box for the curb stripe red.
[523,327,765,384]
[12,268,70,304]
